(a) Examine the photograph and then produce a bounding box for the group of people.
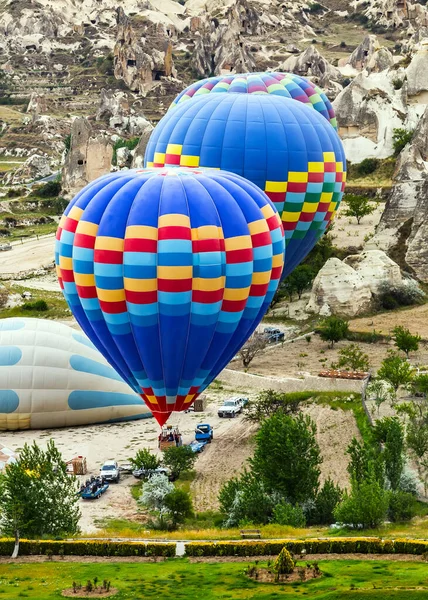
[79,475,104,495]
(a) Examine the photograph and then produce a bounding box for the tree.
[377,351,414,391]
[274,547,295,575]
[129,448,160,471]
[336,343,369,371]
[281,265,314,301]
[218,470,274,526]
[272,502,306,527]
[311,478,343,525]
[318,316,349,348]
[346,437,384,487]
[0,440,80,555]
[397,398,428,495]
[334,477,389,529]
[411,373,428,397]
[238,335,267,369]
[163,488,193,527]
[392,326,421,358]
[388,490,416,522]
[250,412,322,503]
[393,128,414,156]
[344,194,375,225]
[243,390,306,423]
[139,473,174,511]
[366,379,395,415]
[373,417,405,491]
[162,446,197,479]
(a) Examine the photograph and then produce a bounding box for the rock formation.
[114,8,177,95]
[343,250,403,294]
[62,118,113,196]
[306,257,373,317]
[370,106,428,281]
[131,126,155,169]
[96,89,153,137]
[4,154,51,185]
[281,46,342,93]
[342,35,395,75]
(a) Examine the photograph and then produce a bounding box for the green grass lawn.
[0,285,70,321]
[0,559,427,599]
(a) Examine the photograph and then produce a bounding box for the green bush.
[357,158,379,176]
[30,181,61,198]
[388,491,417,522]
[22,300,48,312]
[0,539,175,557]
[393,128,414,156]
[272,502,306,527]
[334,479,389,529]
[112,137,140,166]
[184,538,428,557]
[274,547,295,574]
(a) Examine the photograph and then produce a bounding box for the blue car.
[195,423,213,443]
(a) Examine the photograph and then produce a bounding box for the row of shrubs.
[185,538,428,557]
[0,539,175,557]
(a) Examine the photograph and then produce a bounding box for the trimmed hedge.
[0,539,175,557]
[184,538,428,557]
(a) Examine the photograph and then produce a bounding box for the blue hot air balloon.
[145,93,346,278]
[55,168,285,425]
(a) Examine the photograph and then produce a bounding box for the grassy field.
[0,559,427,599]
[0,284,70,321]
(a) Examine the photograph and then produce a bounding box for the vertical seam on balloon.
[199,94,235,171]
[156,176,167,413]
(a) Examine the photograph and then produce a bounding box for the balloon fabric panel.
[55,168,284,426]
[145,94,346,279]
[170,72,337,130]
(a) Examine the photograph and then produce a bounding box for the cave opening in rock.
[153,70,165,80]
[127,59,137,67]
[77,159,84,165]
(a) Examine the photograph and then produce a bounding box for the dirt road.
[0,235,55,275]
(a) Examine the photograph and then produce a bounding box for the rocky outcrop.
[345,35,381,71]
[96,89,153,137]
[114,8,177,95]
[306,258,373,317]
[62,118,113,196]
[406,39,428,103]
[131,126,155,169]
[4,154,51,185]
[361,0,428,31]
[281,46,342,92]
[306,250,405,317]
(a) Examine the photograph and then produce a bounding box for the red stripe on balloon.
[251,231,272,247]
[99,299,127,314]
[158,278,192,292]
[63,217,78,233]
[271,266,283,281]
[300,212,315,222]
[192,288,224,303]
[192,238,224,253]
[308,172,324,183]
[324,162,336,172]
[74,233,96,249]
[226,248,253,263]
[250,283,269,296]
[94,249,123,264]
[282,221,297,231]
[76,285,97,299]
[158,226,191,241]
[56,227,63,240]
[125,289,158,304]
[287,182,307,193]
[265,191,286,203]
[61,269,75,283]
[124,238,158,253]
[165,153,180,165]
[221,299,247,312]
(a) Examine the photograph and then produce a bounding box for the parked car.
[218,396,248,418]
[100,460,120,483]
[132,466,175,481]
[195,423,213,442]
[263,327,284,343]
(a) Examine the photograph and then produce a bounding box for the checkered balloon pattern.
[170,72,337,130]
[55,168,284,425]
[145,93,346,279]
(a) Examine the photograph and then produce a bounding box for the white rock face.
[116,146,131,168]
[343,250,402,294]
[306,258,373,317]
[4,154,51,185]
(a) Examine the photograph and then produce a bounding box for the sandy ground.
[0,386,259,532]
[333,200,384,250]
[0,235,55,275]
[350,304,428,339]
[11,271,61,292]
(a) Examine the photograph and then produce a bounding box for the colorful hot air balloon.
[145,94,346,279]
[170,72,337,130]
[55,168,284,426]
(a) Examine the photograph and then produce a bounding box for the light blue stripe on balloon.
[158,291,191,304]
[286,192,306,203]
[124,252,157,266]
[313,212,326,221]
[218,310,243,322]
[307,183,323,193]
[270,228,283,243]
[158,239,192,253]
[80,297,101,310]
[72,333,97,350]
[104,412,153,423]
[0,347,22,366]
[192,301,222,315]
[226,262,253,276]
[252,245,271,259]
[61,230,75,245]
[103,312,129,325]
[324,172,336,183]
[68,391,142,410]
[94,263,123,277]
[196,251,224,265]
[0,320,25,331]
[127,302,158,316]
[0,390,19,413]
[246,295,264,308]
[73,247,94,261]
[70,355,123,381]
[63,281,77,295]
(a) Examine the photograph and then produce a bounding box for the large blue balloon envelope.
[55,168,285,425]
[145,93,346,278]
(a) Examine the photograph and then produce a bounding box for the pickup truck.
[218,396,248,418]
[263,327,285,343]
[100,460,120,483]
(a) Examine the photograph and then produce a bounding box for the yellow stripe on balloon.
[96,288,125,302]
[158,213,190,228]
[157,266,192,279]
[191,225,223,240]
[281,211,300,223]
[248,219,268,235]
[125,225,158,240]
[166,143,183,155]
[224,235,252,251]
[308,162,324,172]
[154,152,165,164]
[68,206,84,221]
[193,277,225,291]
[251,271,271,284]
[223,287,250,301]
[124,278,157,292]
[320,192,333,203]
[59,256,73,270]
[145,395,158,405]
[272,253,284,268]
[323,152,336,162]
[302,202,318,213]
[265,181,287,193]
[74,273,95,286]
[95,237,124,251]
[288,171,308,183]
[261,203,277,218]
[180,155,200,167]
[76,221,98,236]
